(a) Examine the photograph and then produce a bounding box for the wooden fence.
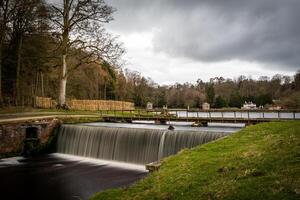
[35,96,134,111]
[67,99,134,111]
[35,96,53,108]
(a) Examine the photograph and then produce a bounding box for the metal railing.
[99,109,300,121]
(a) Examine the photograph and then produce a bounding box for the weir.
[57,124,230,165]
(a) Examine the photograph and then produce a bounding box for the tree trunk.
[59,54,67,106]
[41,71,44,96]
[0,39,3,105]
[104,82,107,100]
[16,35,23,106]
[58,0,70,107]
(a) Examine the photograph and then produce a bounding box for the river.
[0,122,241,200]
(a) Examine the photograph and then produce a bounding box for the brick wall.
[0,119,61,156]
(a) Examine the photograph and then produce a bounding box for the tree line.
[115,71,300,109]
[1,1,299,109]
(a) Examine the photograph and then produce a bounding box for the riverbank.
[91,121,300,200]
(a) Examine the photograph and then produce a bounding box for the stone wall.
[0,119,61,156]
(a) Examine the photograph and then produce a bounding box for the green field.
[91,121,300,200]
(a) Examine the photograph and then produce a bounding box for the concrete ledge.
[146,161,161,172]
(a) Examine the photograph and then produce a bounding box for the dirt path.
[0,113,100,123]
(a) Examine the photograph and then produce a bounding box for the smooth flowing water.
[0,155,147,200]
[57,124,231,164]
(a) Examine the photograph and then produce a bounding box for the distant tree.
[243,95,255,103]
[205,83,215,105]
[229,92,242,108]
[214,96,227,108]
[154,86,167,108]
[281,91,300,109]
[294,70,300,90]
[255,94,272,106]
[114,70,126,100]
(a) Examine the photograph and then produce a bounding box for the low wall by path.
[67,99,134,111]
[35,96,134,111]
[0,119,62,157]
[35,96,53,108]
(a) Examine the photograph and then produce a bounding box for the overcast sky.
[101,0,299,84]
[50,0,300,84]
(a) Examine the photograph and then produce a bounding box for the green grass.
[90,121,300,200]
[0,107,156,117]
[62,117,102,124]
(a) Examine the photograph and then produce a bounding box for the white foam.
[51,153,148,172]
[0,156,25,167]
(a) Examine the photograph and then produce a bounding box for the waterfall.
[57,124,229,165]
[158,131,167,160]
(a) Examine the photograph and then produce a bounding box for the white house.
[242,101,257,110]
[202,102,210,110]
[146,102,153,110]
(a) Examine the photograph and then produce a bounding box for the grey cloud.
[103,1,300,70]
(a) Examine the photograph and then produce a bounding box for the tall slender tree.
[50,0,124,108]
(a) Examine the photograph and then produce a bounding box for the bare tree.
[49,0,124,108]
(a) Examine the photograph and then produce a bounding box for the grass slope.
[91,121,300,200]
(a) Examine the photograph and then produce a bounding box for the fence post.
[233,111,236,123]
[221,111,224,122]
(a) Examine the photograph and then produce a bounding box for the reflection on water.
[0,154,147,200]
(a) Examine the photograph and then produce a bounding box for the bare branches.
[49,0,124,74]
[51,5,63,16]
[48,0,124,105]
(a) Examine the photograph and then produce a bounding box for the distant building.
[146,102,153,110]
[202,102,210,110]
[242,101,257,110]
[268,105,281,110]
[269,100,282,110]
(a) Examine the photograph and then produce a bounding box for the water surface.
[0,154,147,200]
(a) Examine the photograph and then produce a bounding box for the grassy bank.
[91,121,300,200]
[62,117,102,124]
